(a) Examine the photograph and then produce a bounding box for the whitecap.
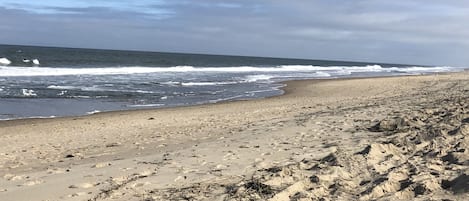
[245,89,276,94]
[70,95,92,99]
[181,81,237,86]
[47,85,79,90]
[0,65,465,77]
[0,58,11,66]
[21,89,37,97]
[126,104,165,107]
[161,81,181,86]
[86,110,101,114]
[313,71,332,77]
[57,90,67,96]
[244,75,274,82]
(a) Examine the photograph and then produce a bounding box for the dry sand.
[0,72,468,201]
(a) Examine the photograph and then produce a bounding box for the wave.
[208,95,246,103]
[21,89,37,97]
[181,81,238,86]
[313,71,332,77]
[47,85,158,94]
[0,115,57,121]
[244,75,275,82]
[245,88,280,94]
[0,58,11,66]
[47,85,79,90]
[127,103,165,107]
[0,65,463,77]
[86,110,101,115]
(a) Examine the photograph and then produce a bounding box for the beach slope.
[1,72,469,200]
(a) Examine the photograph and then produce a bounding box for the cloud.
[1,0,468,66]
[0,0,173,18]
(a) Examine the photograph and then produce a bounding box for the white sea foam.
[161,81,181,86]
[21,89,37,97]
[32,59,40,65]
[47,85,157,94]
[0,58,11,66]
[48,85,103,92]
[57,90,67,96]
[313,71,332,77]
[208,95,245,103]
[70,95,92,98]
[0,116,57,121]
[0,65,462,77]
[47,85,79,90]
[245,89,277,94]
[127,104,165,107]
[181,81,237,86]
[244,75,275,82]
[390,66,454,73]
[86,110,101,114]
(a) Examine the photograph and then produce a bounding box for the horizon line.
[0,43,421,67]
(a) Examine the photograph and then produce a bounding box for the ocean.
[0,44,465,120]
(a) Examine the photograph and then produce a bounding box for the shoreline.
[0,72,458,124]
[1,71,468,200]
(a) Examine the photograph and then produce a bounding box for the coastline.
[0,72,449,123]
[1,72,469,200]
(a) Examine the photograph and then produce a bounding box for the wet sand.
[0,72,468,200]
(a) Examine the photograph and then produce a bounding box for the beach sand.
[1,72,468,201]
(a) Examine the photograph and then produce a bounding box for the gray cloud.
[1,0,468,66]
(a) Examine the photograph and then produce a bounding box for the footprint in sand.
[47,167,66,174]
[4,174,27,181]
[174,175,186,182]
[139,170,154,177]
[214,164,227,170]
[112,170,154,183]
[67,192,88,197]
[112,176,128,184]
[92,162,111,168]
[68,182,96,189]
[121,167,135,171]
[131,182,151,188]
[21,179,44,186]
[223,152,238,161]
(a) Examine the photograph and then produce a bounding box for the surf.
[0,65,461,77]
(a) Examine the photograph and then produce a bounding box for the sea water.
[0,44,465,119]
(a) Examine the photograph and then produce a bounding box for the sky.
[0,0,468,66]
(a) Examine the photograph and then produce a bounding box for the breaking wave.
[0,58,11,66]
[0,65,463,77]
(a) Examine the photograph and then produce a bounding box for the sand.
[0,72,468,201]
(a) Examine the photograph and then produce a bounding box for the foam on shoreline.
[0,65,463,77]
